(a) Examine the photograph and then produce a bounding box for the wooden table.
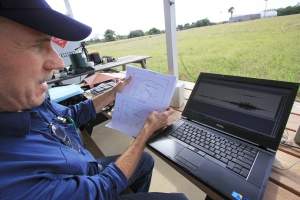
[94,55,151,71]
[47,55,151,85]
[164,81,300,200]
[83,78,300,200]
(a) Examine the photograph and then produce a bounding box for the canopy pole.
[64,0,74,18]
[163,0,178,79]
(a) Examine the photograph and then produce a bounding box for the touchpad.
[175,148,206,170]
[149,137,185,159]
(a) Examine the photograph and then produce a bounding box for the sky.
[46,0,299,39]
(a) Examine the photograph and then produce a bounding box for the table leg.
[140,59,147,69]
[122,64,126,71]
[205,195,214,200]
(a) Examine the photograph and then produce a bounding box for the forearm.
[92,88,115,113]
[115,125,151,179]
[115,108,173,179]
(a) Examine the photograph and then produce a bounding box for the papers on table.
[48,84,84,102]
[83,72,125,88]
[107,66,176,137]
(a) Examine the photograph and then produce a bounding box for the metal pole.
[163,0,178,79]
[64,0,74,18]
[264,0,268,18]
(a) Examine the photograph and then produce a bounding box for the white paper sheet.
[107,66,176,137]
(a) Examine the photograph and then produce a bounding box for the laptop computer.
[148,73,298,200]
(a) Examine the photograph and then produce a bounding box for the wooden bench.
[94,55,151,71]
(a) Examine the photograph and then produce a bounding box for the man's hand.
[141,108,175,140]
[92,76,131,113]
[115,108,175,179]
[112,76,132,95]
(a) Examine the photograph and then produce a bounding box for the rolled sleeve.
[68,99,97,127]
[85,163,128,199]
[100,163,129,194]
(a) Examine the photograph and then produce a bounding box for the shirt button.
[98,163,103,171]
[80,147,86,155]
[30,112,38,117]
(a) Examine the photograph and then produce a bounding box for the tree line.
[85,18,213,45]
[277,4,300,16]
[85,4,300,45]
[176,18,214,31]
[85,27,163,45]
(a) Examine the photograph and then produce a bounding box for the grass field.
[87,14,300,83]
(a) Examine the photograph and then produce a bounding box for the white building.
[261,9,278,18]
[229,14,261,22]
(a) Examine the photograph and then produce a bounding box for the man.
[0,1,189,200]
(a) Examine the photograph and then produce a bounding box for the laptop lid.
[182,73,298,151]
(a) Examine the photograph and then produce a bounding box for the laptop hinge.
[265,148,276,154]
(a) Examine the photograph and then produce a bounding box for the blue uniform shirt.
[0,99,128,200]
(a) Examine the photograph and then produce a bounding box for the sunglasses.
[50,123,82,153]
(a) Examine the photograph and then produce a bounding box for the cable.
[280,130,300,149]
[274,130,300,170]
[273,160,300,170]
[281,130,289,144]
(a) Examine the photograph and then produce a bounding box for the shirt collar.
[0,111,32,137]
[0,98,53,137]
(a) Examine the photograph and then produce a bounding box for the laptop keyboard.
[170,122,258,178]
[86,81,116,96]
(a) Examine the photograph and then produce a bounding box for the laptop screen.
[183,73,298,150]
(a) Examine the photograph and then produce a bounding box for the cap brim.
[0,9,92,41]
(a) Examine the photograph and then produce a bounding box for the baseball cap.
[0,0,92,41]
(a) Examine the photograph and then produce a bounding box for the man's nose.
[52,55,65,70]
[44,48,65,70]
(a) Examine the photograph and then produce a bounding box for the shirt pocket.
[63,123,83,146]
[60,146,88,175]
